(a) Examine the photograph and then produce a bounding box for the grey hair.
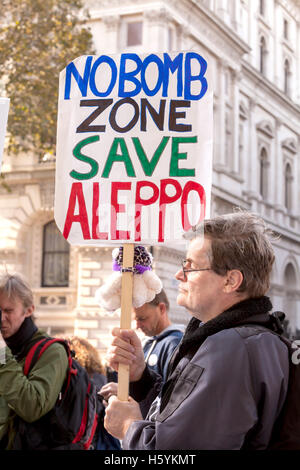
[184,210,276,298]
[0,273,34,309]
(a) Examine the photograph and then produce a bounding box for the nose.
[175,268,185,282]
[0,312,7,327]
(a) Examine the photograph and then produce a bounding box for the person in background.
[68,336,106,390]
[101,290,183,400]
[133,289,184,382]
[0,273,68,449]
[67,335,121,451]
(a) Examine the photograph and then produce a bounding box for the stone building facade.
[0,0,299,355]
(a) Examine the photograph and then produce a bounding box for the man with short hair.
[103,212,290,450]
[0,273,68,449]
[133,289,184,382]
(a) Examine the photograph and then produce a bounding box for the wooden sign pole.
[117,243,135,401]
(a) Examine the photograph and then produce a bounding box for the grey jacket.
[123,302,289,450]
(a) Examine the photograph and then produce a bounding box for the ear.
[158,302,167,316]
[25,304,35,318]
[223,270,244,293]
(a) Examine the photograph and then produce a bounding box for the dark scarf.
[5,316,38,360]
[161,296,280,412]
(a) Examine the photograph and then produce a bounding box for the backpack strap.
[236,311,287,339]
[24,338,50,376]
[24,337,76,398]
[237,315,292,357]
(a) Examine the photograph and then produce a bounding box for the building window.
[127,21,143,46]
[284,59,291,96]
[259,36,267,75]
[283,19,289,40]
[225,110,233,167]
[224,70,230,96]
[284,162,293,210]
[238,103,247,176]
[259,0,265,16]
[238,122,245,175]
[42,221,70,287]
[284,262,297,287]
[228,0,236,29]
[283,262,298,333]
[259,147,268,198]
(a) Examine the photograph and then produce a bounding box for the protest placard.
[55,52,213,246]
[55,52,213,399]
[0,98,10,171]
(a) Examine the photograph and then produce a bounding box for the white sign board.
[0,98,9,171]
[55,52,213,245]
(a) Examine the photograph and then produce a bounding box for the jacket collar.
[169,296,274,375]
[5,316,38,359]
[152,324,185,341]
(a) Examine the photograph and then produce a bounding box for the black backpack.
[13,337,103,450]
[248,313,300,450]
[267,325,300,449]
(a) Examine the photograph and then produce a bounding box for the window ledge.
[214,164,244,183]
[33,287,77,310]
[257,13,271,31]
[282,37,295,53]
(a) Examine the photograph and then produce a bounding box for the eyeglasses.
[181,259,212,281]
